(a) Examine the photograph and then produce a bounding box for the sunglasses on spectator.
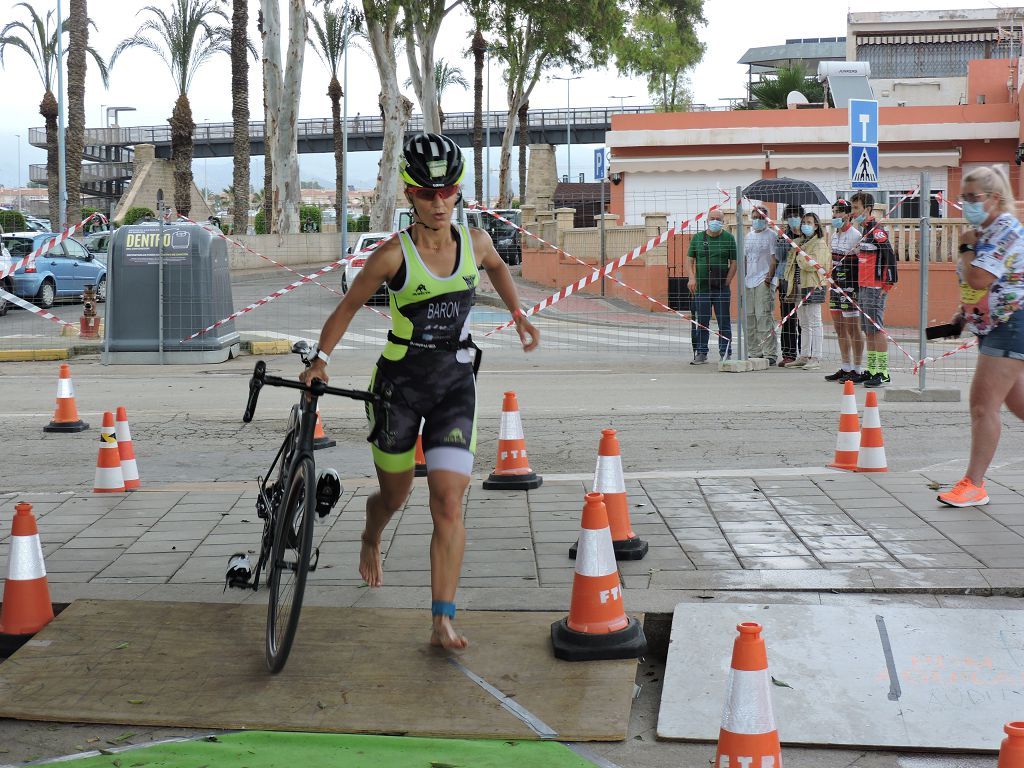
[409,185,459,201]
[958,192,992,203]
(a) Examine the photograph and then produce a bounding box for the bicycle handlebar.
[242,361,381,424]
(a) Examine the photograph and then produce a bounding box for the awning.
[770,150,960,170]
[858,31,1000,45]
[609,154,765,174]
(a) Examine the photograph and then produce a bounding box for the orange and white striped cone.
[856,391,888,473]
[414,429,428,478]
[714,622,783,768]
[1000,722,1024,768]
[115,406,140,490]
[483,391,542,490]
[0,503,55,645]
[43,363,89,433]
[551,492,646,661]
[313,407,336,450]
[93,411,126,493]
[827,380,860,471]
[570,429,648,561]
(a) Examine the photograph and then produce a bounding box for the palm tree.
[470,29,486,203]
[749,64,824,110]
[405,58,469,128]
[230,0,250,236]
[65,0,94,226]
[112,0,231,216]
[309,1,360,227]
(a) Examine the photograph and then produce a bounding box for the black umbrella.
[742,177,829,206]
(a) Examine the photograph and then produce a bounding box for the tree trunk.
[231,0,250,235]
[65,0,87,226]
[404,17,441,132]
[365,0,410,231]
[472,29,485,204]
[169,94,195,216]
[517,100,529,204]
[497,107,517,207]
[329,76,343,227]
[261,0,306,236]
[41,92,60,229]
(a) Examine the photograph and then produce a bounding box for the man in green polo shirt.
[688,208,737,364]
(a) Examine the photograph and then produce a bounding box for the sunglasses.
[409,185,459,201]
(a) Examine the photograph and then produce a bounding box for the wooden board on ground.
[657,603,1024,751]
[0,600,637,741]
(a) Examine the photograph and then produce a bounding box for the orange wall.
[968,59,1013,105]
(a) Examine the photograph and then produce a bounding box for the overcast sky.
[0,0,1006,194]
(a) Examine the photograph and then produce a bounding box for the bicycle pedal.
[225,552,253,589]
[315,468,342,518]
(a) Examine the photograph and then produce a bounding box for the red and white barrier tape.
[471,199,729,342]
[483,200,729,337]
[0,212,107,282]
[181,217,391,320]
[182,228,404,341]
[0,287,75,327]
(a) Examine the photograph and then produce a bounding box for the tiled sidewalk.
[2,470,1023,608]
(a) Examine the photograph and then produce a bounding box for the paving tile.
[676,538,733,552]
[958,543,1024,561]
[737,556,821,570]
[787,523,867,537]
[537,568,574,585]
[717,520,790,534]
[61,537,136,548]
[729,542,812,557]
[726,531,801,546]
[980,569,1024,589]
[124,538,202,555]
[893,552,985,568]
[688,551,743,569]
[669,526,727,540]
[869,568,989,590]
[46,547,127,563]
[915,508,999,523]
[800,535,881,549]
[824,561,903,570]
[712,510,785,524]
[879,539,967,555]
[650,568,874,590]
[939,531,1023,546]
[813,548,894,564]
[97,552,190,578]
[858,526,945,541]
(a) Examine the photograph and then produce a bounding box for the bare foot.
[359,534,383,587]
[430,615,469,650]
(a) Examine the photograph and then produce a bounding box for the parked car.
[82,230,113,258]
[0,232,107,309]
[0,240,13,316]
[342,232,390,303]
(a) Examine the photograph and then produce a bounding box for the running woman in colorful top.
[300,133,540,648]
[850,191,898,387]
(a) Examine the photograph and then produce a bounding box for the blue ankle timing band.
[431,600,456,619]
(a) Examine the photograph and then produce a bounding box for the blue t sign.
[594,149,606,181]
[849,99,878,146]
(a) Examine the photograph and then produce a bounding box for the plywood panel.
[0,600,638,741]
[658,604,1024,751]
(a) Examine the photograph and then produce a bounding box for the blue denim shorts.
[979,309,1024,361]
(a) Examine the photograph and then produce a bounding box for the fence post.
[918,171,930,391]
[600,176,607,297]
[734,186,746,361]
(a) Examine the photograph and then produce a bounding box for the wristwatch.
[310,344,330,366]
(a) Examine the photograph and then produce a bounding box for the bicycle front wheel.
[266,455,316,673]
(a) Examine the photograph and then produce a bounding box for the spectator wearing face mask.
[770,205,803,366]
[783,212,832,371]
[687,208,736,365]
[743,205,778,364]
[824,199,867,383]
[850,191,898,387]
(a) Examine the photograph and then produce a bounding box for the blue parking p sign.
[594,149,606,180]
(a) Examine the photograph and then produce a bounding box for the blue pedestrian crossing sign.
[594,148,606,180]
[849,99,879,146]
[850,145,879,189]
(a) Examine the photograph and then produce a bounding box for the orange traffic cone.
[1000,722,1024,768]
[570,429,647,561]
[414,430,428,478]
[483,391,542,490]
[93,411,126,493]
[856,391,888,472]
[313,407,336,450]
[715,622,783,768]
[0,503,55,643]
[551,492,646,661]
[43,363,89,433]
[115,406,140,490]
[828,380,860,471]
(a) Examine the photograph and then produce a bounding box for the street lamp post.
[15,134,21,212]
[609,95,634,112]
[485,51,491,205]
[553,75,581,181]
[341,13,349,256]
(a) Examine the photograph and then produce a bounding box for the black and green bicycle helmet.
[400,132,465,188]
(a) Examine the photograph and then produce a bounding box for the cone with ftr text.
[570,429,648,561]
[93,411,126,493]
[313,408,336,450]
[551,492,646,661]
[714,622,783,768]
[828,380,861,471]
[1000,722,1024,768]
[483,391,542,490]
[115,406,140,490]
[0,503,55,644]
[43,363,89,433]
[856,391,888,472]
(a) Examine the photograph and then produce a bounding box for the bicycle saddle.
[292,339,311,356]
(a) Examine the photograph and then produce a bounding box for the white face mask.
[752,219,767,232]
[800,223,815,237]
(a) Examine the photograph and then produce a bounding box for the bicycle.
[226,341,387,673]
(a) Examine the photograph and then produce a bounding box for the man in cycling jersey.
[301,133,539,650]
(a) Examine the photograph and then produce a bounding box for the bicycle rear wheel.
[266,455,316,673]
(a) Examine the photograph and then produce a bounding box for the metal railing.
[30,161,133,184]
